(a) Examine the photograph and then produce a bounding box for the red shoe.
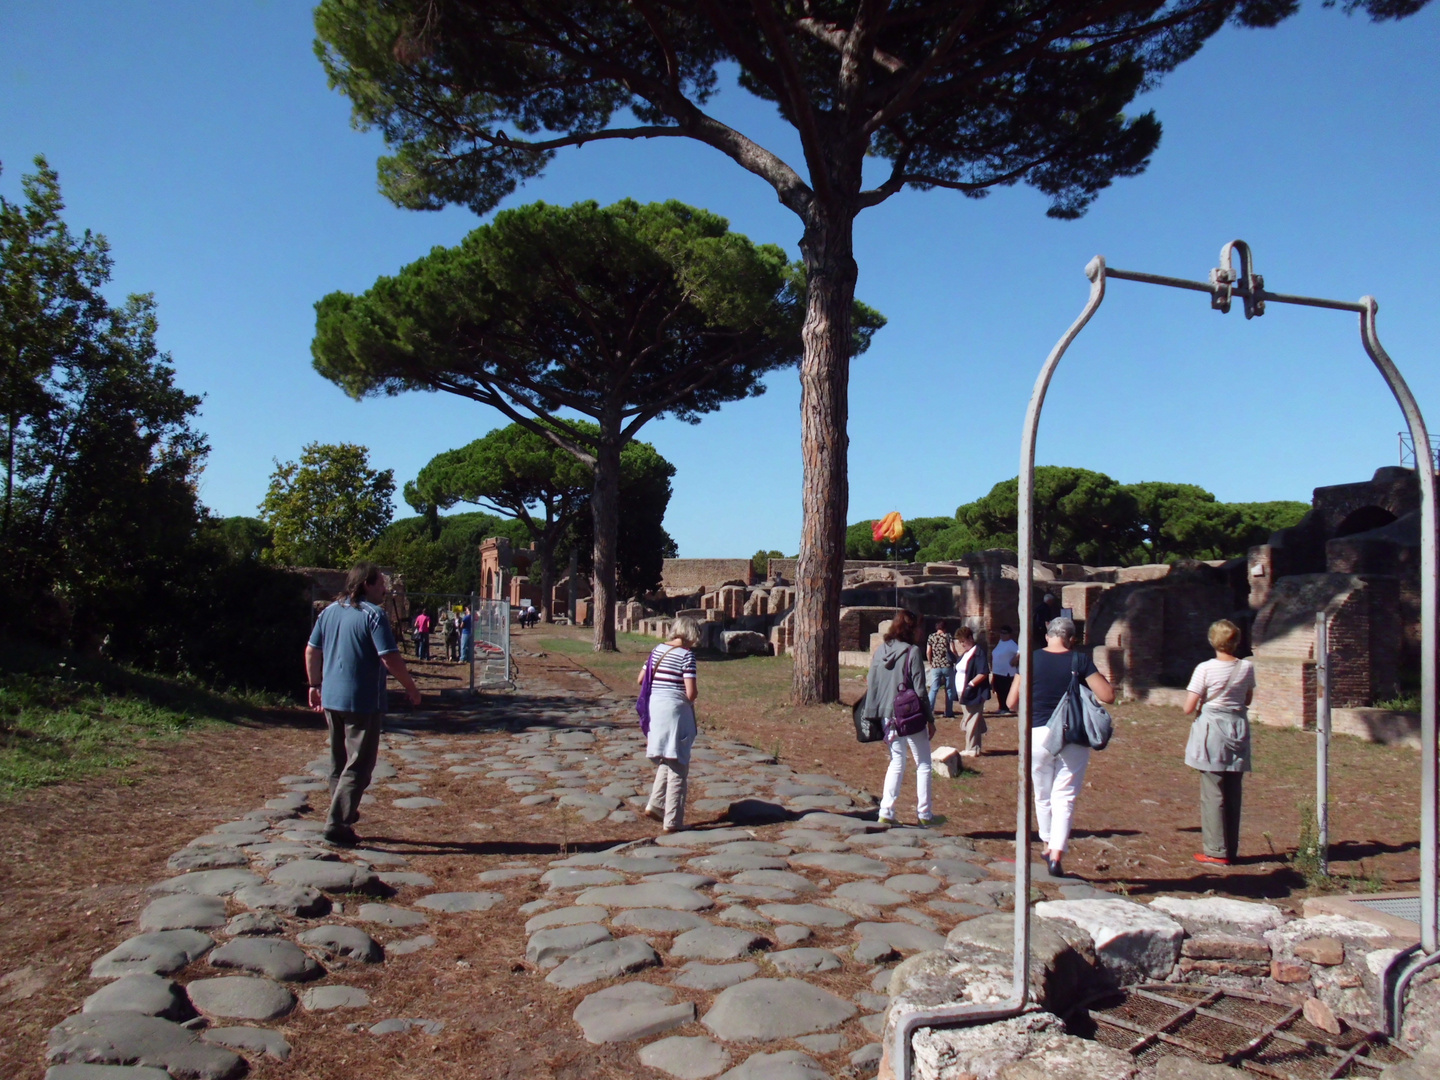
[1194,853,1231,866]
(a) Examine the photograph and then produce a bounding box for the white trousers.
[880,730,932,821]
[1031,727,1090,854]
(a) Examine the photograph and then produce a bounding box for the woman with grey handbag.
[1006,616,1115,878]
[1182,619,1255,866]
[864,610,938,827]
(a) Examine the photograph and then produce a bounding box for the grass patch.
[0,644,278,796]
[1372,694,1421,712]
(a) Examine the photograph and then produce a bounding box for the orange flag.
[872,511,904,544]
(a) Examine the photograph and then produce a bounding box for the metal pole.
[1315,610,1331,876]
[1358,300,1437,956]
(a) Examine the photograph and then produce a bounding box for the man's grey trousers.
[325,709,381,830]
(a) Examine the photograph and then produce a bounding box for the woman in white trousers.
[1007,616,1114,878]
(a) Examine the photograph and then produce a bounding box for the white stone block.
[1148,896,1287,936]
[931,746,961,778]
[1034,899,1183,984]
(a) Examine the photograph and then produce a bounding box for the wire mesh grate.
[1075,984,1412,1080]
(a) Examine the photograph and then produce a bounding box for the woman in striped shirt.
[638,615,701,832]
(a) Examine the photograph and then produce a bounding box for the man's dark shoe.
[323,824,359,847]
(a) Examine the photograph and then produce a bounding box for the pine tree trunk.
[792,210,857,705]
[538,531,555,623]
[590,431,621,652]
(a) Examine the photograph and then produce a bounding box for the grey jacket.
[863,639,935,724]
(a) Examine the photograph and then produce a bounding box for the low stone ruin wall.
[882,894,1434,1079]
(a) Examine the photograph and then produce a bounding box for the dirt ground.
[0,626,1423,1079]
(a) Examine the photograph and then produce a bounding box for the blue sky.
[3,3,1437,558]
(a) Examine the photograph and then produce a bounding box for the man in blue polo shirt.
[305,562,421,846]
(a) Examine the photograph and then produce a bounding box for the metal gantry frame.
[889,241,1437,1077]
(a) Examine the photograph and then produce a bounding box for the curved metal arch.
[890,244,1437,1078]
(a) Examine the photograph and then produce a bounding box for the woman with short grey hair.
[638,615,701,832]
[1007,615,1115,878]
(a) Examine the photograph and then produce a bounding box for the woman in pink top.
[412,611,432,660]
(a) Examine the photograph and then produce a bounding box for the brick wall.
[661,559,755,590]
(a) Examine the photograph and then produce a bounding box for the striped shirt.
[649,644,697,696]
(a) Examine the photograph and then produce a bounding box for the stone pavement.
[44,682,1045,1080]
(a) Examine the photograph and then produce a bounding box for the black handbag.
[853,697,883,743]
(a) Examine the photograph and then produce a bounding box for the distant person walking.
[639,616,701,833]
[525,603,539,628]
[1007,616,1115,878]
[459,607,473,661]
[990,625,1018,716]
[925,619,957,719]
[1183,619,1255,867]
[864,610,939,828]
[954,626,991,755]
[412,610,432,660]
[305,562,421,847]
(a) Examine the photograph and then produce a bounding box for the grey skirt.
[646,692,696,764]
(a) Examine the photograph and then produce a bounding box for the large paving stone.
[638,1035,732,1079]
[673,961,759,990]
[855,921,947,953]
[732,870,817,893]
[525,906,610,933]
[224,911,283,936]
[45,1065,172,1079]
[232,883,330,918]
[576,883,714,911]
[415,891,504,913]
[357,903,427,927]
[714,841,793,857]
[544,937,660,989]
[717,884,798,903]
[82,975,194,1021]
[886,874,943,895]
[1035,898,1184,984]
[247,843,332,869]
[793,812,875,833]
[377,871,433,889]
[138,896,227,933]
[834,881,908,907]
[767,948,842,974]
[1148,895,1287,936]
[91,931,214,978]
[208,938,322,981]
[572,982,695,1044]
[645,872,718,890]
[47,1014,244,1080]
[702,977,857,1041]
[919,857,988,883]
[542,868,625,891]
[670,926,769,961]
[393,797,444,809]
[690,854,790,875]
[611,908,711,933]
[199,1026,292,1061]
[186,976,295,1021]
[301,985,370,1010]
[166,848,248,872]
[297,925,384,963]
[149,870,261,897]
[527,924,612,967]
[269,859,381,894]
[756,903,854,928]
[787,852,890,877]
[715,1050,829,1079]
[387,935,437,955]
[656,828,758,847]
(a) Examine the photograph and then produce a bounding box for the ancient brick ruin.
[624,467,1424,740]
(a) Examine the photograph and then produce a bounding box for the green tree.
[211,516,274,562]
[312,198,875,649]
[369,509,529,597]
[846,515,955,561]
[0,157,312,692]
[1126,481,1219,563]
[259,442,395,567]
[312,0,1425,701]
[565,439,680,599]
